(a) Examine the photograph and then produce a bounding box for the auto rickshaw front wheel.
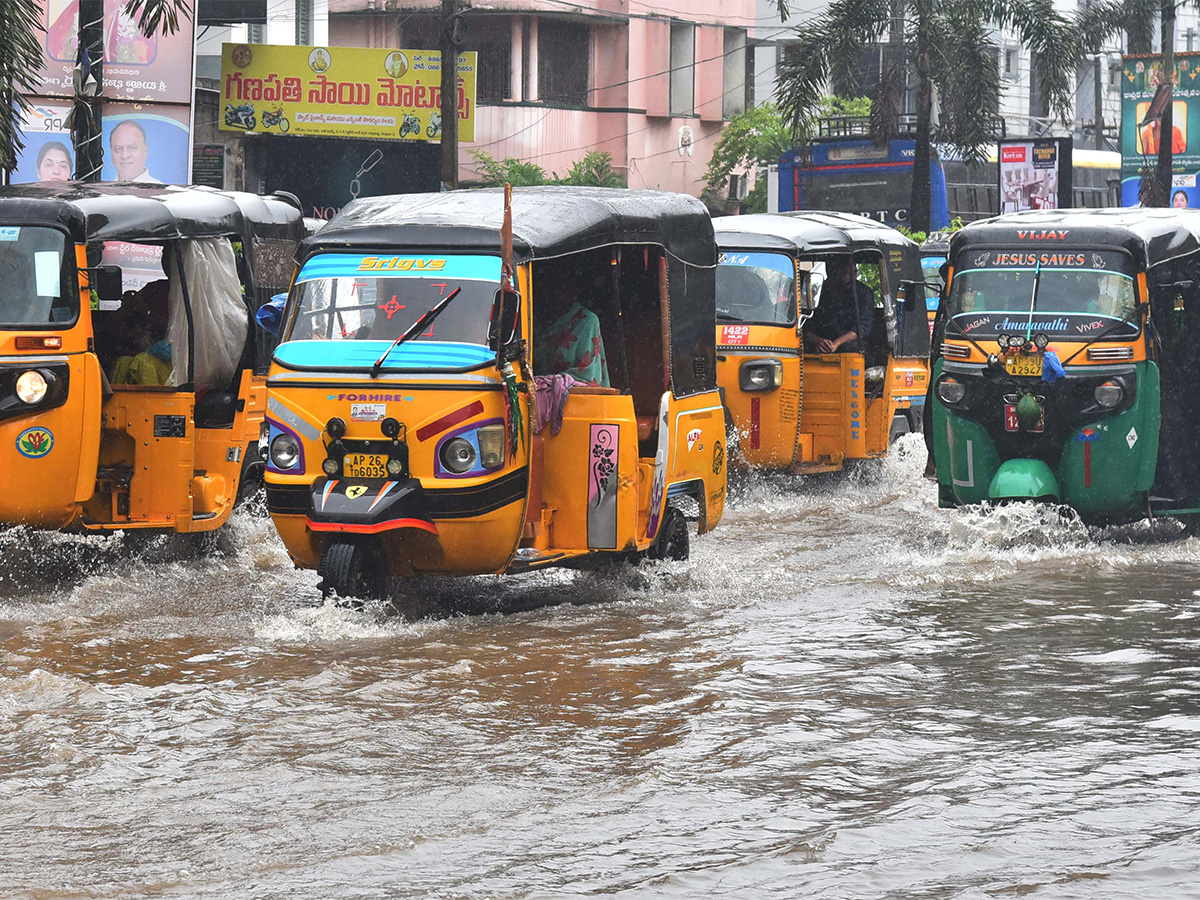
[647,505,689,562]
[319,538,387,604]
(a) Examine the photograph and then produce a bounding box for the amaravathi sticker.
[16,427,53,458]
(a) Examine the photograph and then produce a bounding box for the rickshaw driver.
[804,256,874,353]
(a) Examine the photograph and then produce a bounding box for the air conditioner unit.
[729,173,749,201]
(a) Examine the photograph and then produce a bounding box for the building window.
[670,21,695,116]
[1109,60,1122,92]
[401,13,511,103]
[477,25,512,102]
[723,28,747,118]
[538,18,590,106]
[1004,48,1019,80]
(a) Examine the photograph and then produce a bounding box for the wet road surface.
[3,435,1200,899]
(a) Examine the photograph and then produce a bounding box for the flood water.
[4,434,1200,899]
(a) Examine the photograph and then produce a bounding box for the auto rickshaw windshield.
[0,226,76,329]
[287,253,498,346]
[947,249,1138,334]
[715,251,796,325]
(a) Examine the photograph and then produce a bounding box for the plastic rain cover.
[165,238,248,390]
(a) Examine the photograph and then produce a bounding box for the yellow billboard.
[220,43,476,142]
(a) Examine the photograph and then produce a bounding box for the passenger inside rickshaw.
[530,245,669,455]
[531,255,611,387]
[90,237,251,425]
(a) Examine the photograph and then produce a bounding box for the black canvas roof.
[305,186,715,268]
[714,213,851,254]
[0,182,305,243]
[950,208,1200,269]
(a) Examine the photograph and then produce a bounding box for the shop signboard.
[997,137,1073,212]
[219,43,477,142]
[1120,53,1200,208]
[192,144,226,188]
[38,0,196,104]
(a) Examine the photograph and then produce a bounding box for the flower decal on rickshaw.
[16,427,54,459]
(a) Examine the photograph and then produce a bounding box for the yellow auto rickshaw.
[713,211,931,472]
[0,183,306,533]
[261,186,727,599]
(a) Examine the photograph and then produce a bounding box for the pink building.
[328,0,759,195]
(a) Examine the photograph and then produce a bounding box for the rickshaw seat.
[568,385,621,395]
[194,390,237,428]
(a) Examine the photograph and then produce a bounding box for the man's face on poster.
[111,123,148,180]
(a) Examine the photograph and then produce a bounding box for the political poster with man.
[100,104,191,183]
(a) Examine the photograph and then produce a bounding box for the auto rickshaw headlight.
[1095,381,1123,408]
[740,358,783,392]
[477,425,506,470]
[270,433,300,470]
[381,417,402,439]
[326,417,346,439]
[386,457,404,476]
[15,370,48,404]
[441,437,477,474]
[1033,333,1050,351]
[322,457,340,476]
[936,376,966,405]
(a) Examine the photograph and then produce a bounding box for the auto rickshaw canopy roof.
[0,182,306,243]
[305,186,715,268]
[714,213,852,255]
[302,186,718,396]
[950,208,1200,271]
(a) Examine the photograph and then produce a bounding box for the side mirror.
[489,287,520,350]
[88,265,123,302]
[897,281,922,313]
[256,293,289,335]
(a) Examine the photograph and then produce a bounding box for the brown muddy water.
[3,435,1200,899]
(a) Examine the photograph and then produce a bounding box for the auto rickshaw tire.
[235,442,265,509]
[722,405,743,467]
[319,539,387,604]
[648,505,689,562]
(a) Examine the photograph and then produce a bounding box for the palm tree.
[1077,0,1177,205]
[0,0,189,172]
[774,0,1079,231]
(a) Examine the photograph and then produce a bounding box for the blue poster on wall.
[99,107,191,184]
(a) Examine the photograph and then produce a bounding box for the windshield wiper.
[716,312,741,321]
[1024,259,1043,342]
[370,287,462,377]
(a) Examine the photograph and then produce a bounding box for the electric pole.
[74,0,104,181]
[1157,0,1176,205]
[440,0,461,190]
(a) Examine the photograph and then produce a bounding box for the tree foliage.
[469,150,626,188]
[0,0,49,168]
[2,0,191,173]
[1075,0,1157,54]
[702,98,870,213]
[774,0,1078,231]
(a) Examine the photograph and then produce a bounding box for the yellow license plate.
[343,453,388,479]
[1005,354,1043,377]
